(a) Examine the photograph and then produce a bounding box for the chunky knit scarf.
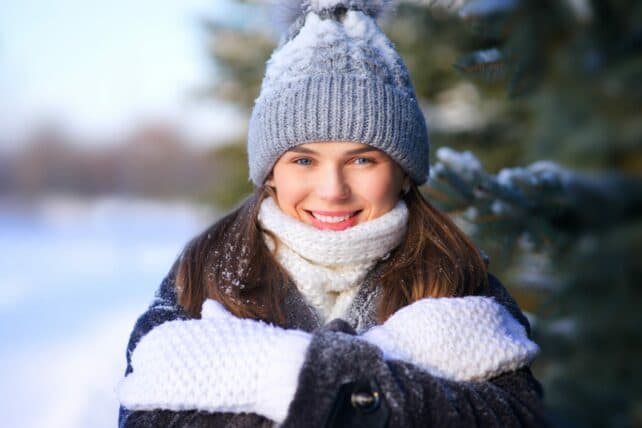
[258,197,408,323]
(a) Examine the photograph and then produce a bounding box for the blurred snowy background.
[1,1,239,427]
[0,197,212,428]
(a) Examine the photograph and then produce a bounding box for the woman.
[118,1,547,426]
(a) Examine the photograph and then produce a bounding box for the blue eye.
[354,157,371,165]
[294,158,312,166]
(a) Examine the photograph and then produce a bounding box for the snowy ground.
[0,196,214,428]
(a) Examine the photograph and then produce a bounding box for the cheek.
[354,171,402,213]
[277,184,305,204]
[271,174,309,213]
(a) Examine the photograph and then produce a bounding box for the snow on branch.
[426,148,642,247]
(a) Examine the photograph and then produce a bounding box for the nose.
[315,167,350,202]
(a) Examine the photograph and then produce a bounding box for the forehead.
[285,141,382,156]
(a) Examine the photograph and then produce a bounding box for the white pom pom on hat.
[269,0,395,30]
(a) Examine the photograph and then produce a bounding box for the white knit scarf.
[258,197,409,323]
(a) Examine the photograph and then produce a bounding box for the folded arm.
[118,263,281,428]
[119,266,546,427]
[283,321,547,428]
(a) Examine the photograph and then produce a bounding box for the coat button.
[350,388,381,413]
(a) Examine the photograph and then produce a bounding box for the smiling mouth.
[305,210,362,230]
[311,212,355,223]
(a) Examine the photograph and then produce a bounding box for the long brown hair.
[176,184,488,325]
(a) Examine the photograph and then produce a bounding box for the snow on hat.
[247,0,430,186]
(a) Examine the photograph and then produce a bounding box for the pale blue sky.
[0,0,263,149]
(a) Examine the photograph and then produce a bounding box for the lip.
[310,210,358,216]
[305,209,362,231]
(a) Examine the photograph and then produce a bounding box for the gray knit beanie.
[247,0,429,186]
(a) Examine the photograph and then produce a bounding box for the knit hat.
[247,0,430,186]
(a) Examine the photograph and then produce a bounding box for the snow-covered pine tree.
[428,1,642,425]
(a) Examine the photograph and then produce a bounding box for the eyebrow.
[288,145,379,156]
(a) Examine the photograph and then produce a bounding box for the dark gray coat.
[119,259,548,427]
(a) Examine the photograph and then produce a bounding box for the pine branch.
[426,148,642,247]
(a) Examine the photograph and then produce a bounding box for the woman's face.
[266,141,408,231]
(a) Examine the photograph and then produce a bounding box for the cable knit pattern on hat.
[258,196,408,322]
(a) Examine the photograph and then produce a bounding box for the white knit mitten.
[117,299,311,424]
[359,296,539,381]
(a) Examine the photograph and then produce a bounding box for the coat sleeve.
[118,261,276,428]
[280,273,549,428]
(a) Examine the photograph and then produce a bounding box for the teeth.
[311,212,353,223]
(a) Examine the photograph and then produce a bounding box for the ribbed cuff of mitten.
[256,329,311,424]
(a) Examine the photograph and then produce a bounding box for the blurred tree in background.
[199,0,642,426]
